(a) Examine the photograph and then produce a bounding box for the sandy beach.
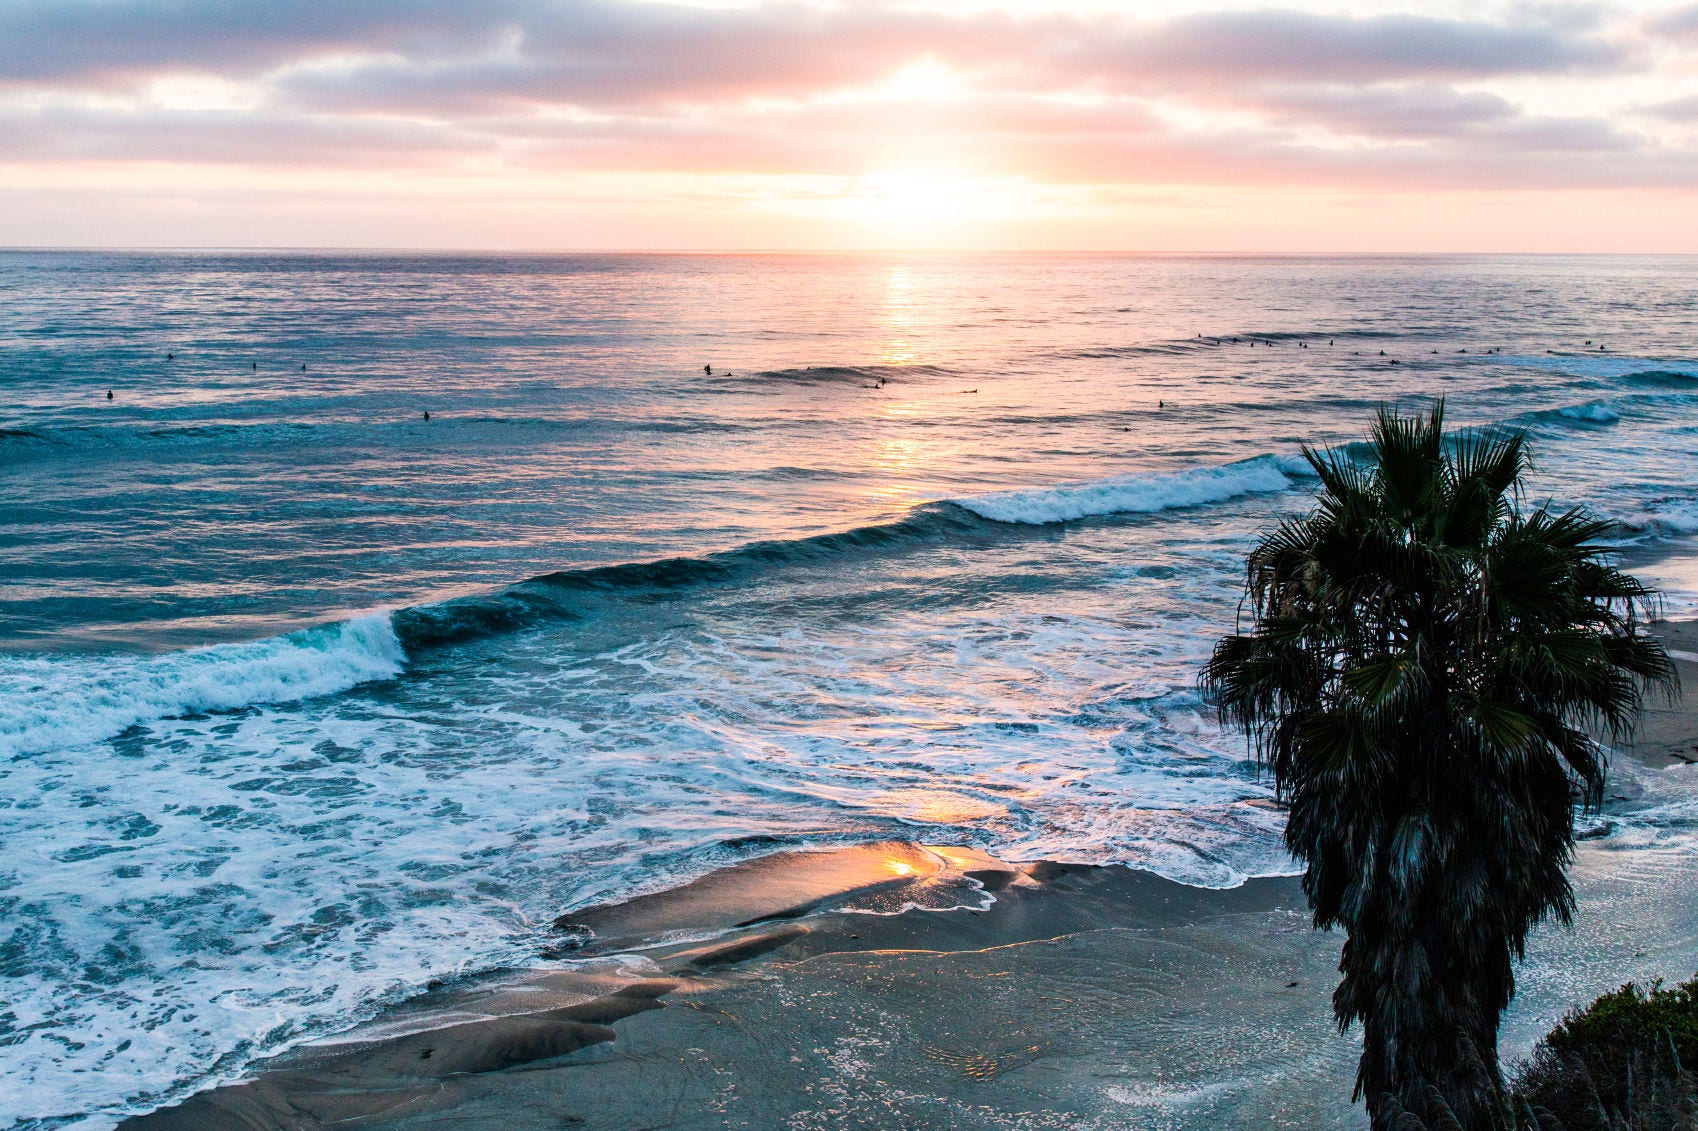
[118,621,1698,1130]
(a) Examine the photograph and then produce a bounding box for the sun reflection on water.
[879,265,917,366]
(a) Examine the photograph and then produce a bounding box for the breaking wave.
[0,614,406,759]
[957,456,1298,525]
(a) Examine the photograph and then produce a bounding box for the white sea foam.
[1620,498,1698,537]
[1556,401,1620,424]
[957,458,1294,525]
[0,552,1291,1128]
[0,614,405,759]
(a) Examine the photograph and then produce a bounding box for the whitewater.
[3,251,1698,1129]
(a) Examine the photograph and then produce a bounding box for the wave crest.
[1519,399,1622,428]
[958,457,1296,525]
[0,614,405,759]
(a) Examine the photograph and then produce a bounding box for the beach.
[120,623,1698,1130]
[3,0,1698,1112]
[6,252,1698,1129]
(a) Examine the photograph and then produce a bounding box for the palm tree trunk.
[1353,932,1513,1131]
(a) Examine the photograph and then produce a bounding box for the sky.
[2,0,1697,251]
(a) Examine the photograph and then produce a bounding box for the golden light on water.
[866,789,1008,824]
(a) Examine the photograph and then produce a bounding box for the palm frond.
[1199,399,1677,1130]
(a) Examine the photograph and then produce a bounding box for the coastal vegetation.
[1512,974,1698,1129]
[1203,402,1676,1130]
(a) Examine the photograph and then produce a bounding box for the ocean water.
[3,251,1697,1127]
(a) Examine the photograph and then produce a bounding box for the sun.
[831,169,1041,246]
[852,171,975,226]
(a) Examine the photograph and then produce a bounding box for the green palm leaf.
[1201,401,1676,1131]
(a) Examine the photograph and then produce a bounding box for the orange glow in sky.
[3,1,1698,250]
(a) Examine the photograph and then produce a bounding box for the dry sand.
[122,624,1698,1131]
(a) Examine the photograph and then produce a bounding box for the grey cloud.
[1644,93,1698,119]
[1244,83,1640,151]
[0,0,1674,192]
[330,6,1628,113]
[1247,84,1520,139]
[0,0,1631,106]
[0,0,515,84]
[0,1,991,97]
[1078,9,1624,88]
[1647,3,1698,42]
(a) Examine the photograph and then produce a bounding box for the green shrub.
[1511,974,1698,1130]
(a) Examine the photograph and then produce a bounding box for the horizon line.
[6,246,1698,258]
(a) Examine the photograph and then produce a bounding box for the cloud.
[1075,8,1624,89]
[1243,84,1521,140]
[1647,3,1698,42]
[0,101,481,165]
[0,1,1629,103]
[264,4,1632,116]
[0,1,507,86]
[0,0,1683,196]
[1644,93,1698,119]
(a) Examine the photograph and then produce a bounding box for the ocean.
[3,251,1697,1128]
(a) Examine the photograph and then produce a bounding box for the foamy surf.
[957,457,1297,525]
[1556,401,1620,424]
[0,613,406,759]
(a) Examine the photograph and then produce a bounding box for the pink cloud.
[0,0,1688,196]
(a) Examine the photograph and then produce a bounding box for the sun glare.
[877,58,967,102]
[854,171,968,224]
[829,170,1037,245]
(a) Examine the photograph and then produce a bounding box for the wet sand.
[124,847,1353,1130]
[1625,617,1698,769]
[122,624,1698,1131]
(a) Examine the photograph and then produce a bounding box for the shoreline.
[126,848,1348,1130]
[117,622,1698,1130]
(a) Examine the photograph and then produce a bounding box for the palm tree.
[1203,401,1675,1130]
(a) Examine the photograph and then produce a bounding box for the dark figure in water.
[167,352,174,360]
[252,362,257,370]
[301,364,307,371]
[1159,400,1164,408]
[704,364,712,375]
[1379,350,1386,356]
[106,390,113,400]
[423,411,431,421]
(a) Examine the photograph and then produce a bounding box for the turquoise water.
[2,252,1696,1127]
